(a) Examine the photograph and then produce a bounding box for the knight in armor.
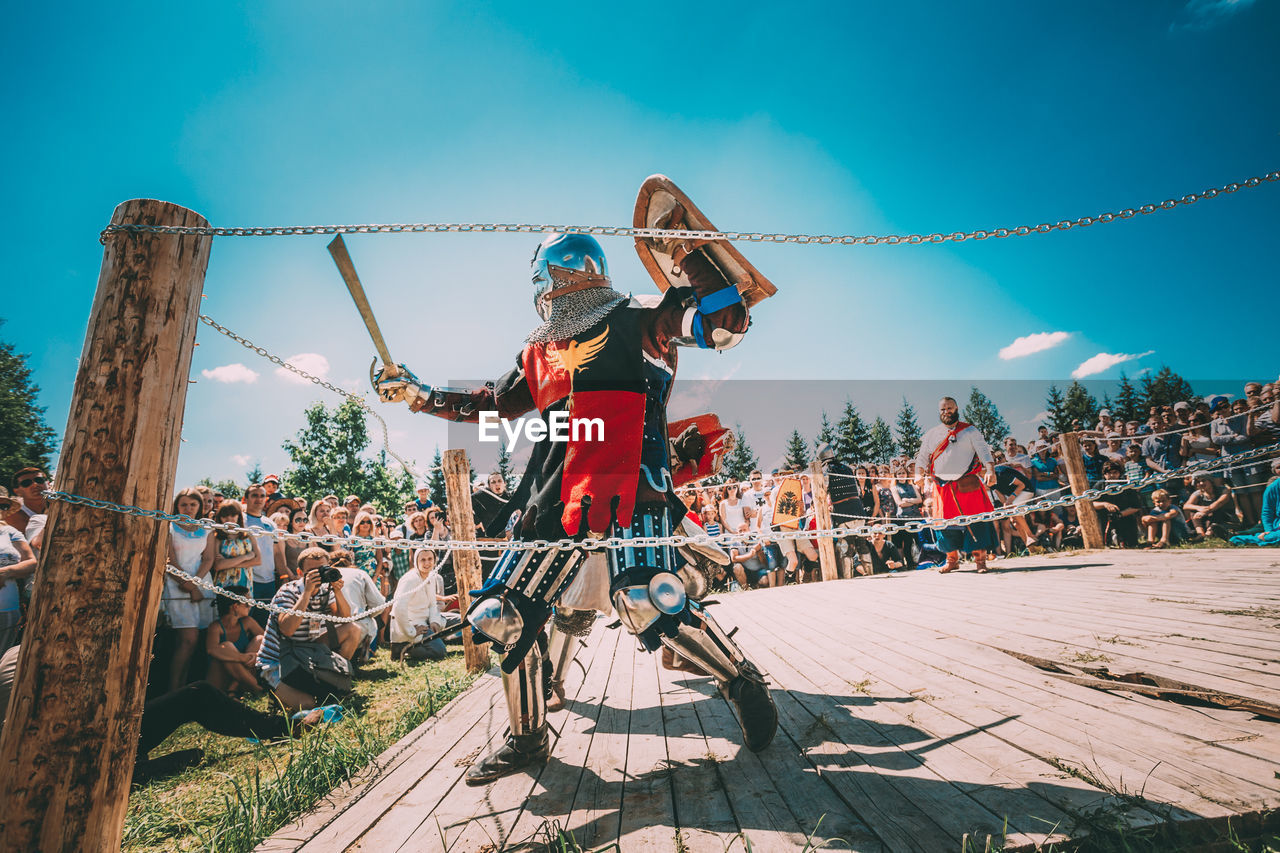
[373,231,777,785]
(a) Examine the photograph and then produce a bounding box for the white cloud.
[1132,367,1152,377]
[201,363,260,384]
[1072,351,1155,379]
[231,454,252,467]
[275,353,331,385]
[1174,0,1254,29]
[998,331,1070,360]
[1021,410,1052,425]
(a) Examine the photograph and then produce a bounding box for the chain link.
[163,563,393,624]
[44,443,1278,555]
[197,314,422,480]
[101,173,1279,246]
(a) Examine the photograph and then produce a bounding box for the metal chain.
[197,314,424,479]
[43,442,1278,552]
[163,563,393,624]
[101,172,1280,245]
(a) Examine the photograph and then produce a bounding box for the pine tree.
[835,401,873,464]
[245,461,264,487]
[0,319,58,477]
[813,411,837,457]
[1062,381,1099,431]
[894,398,923,461]
[1101,392,1114,416]
[428,447,448,512]
[783,429,810,471]
[962,386,1011,445]
[495,441,519,492]
[866,417,896,463]
[724,424,759,484]
[1044,384,1070,433]
[1142,366,1197,410]
[1115,371,1142,423]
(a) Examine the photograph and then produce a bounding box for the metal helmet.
[531,233,611,321]
[817,444,836,463]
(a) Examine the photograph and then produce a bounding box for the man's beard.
[940,412,959,425]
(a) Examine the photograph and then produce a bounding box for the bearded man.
[914,397,998,573]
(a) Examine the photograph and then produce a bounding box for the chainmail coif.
[526,285,629,344]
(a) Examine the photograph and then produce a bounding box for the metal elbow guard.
[612,572,687,635]
[467,595,525,646]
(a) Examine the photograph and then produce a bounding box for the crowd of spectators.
[679,379,1280,587]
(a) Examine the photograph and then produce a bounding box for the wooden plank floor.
[259,549,1280,852]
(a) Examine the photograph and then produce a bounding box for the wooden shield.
[770,477,806,531]
[633,174,777,309]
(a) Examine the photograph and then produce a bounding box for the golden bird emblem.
[547,326,609,381]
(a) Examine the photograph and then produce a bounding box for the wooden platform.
[259,549,1280,852]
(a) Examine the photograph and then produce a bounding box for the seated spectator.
[1230,459,1280,546]
[205,586,264,695]
[864,531,906,574]
[1183,475,1239,541]
[337,560,388,663]
[1092,462,1145,548]
[1028,509,1065,552]
[1123,443,1153,490]
[729,532,772,588]
[389,549,449,662]
[1141,489,1187,549]
[256,548,358,712]
[0,493,37,653]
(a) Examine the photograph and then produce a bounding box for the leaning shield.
[771,476,806,531]
[667,413,735,489]
[633,174,778,309]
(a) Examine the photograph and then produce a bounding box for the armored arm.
[372,356,535,424]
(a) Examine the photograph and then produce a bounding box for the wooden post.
[809,460,839,582]
[441,449,491,673]
[1059,431,1106,550]
[0,200,211,852]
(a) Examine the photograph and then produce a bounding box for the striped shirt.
[256,579,332,668]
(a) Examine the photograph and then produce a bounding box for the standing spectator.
[1095,409,1115,434]
[0,491,37,652]
[1172,401,1193,426]
[914,397,998,573]
[204,586,264,695]
[5,467,50,536]
[873,467,896,521]
[1181,415,1218,465]
[163,488,216,692]
[194,485,214,519]
[1212,396,1258,523]
[256,547,358,712]
[349,511,388,597]
[1183,475,1238,541]
[390,549,448,661]
[1080,438,1107,488]
[328,505,351,539]
[1124,443,1152,486]
[413,482,434,512]
[308,499,334,546]
[818,447,868,579]
[1103,434,1127,464]
[719,483,749,538]
[343,496,361,529]
[1143,412,1185,496]
[700,504,722,537]
[889,474,924,569]
[1028,441,1062,496]
[1001,438,1032,473]
[739,471,771,532]
[243,483,285,621]
[1141,489,1187,548]
[281,507,311,580]
[989,462,1035,555]
[211,500,260,591]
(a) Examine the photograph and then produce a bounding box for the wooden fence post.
[441,449,491,673]
[1059,431,1106,550]
[809,460,839,582]
[0,200,211,852]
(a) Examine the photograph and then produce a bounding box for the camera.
[319,566,343,584]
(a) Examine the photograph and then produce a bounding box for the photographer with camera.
[255,547,361,712]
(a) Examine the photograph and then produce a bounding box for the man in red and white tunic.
[914,397,998,573]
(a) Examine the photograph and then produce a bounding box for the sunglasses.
[18,476,48,488]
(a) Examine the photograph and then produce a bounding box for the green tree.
[495,441,519,493]
[245,461,264,487]
[894,398,923,461]
[1141,366,1197,411]
[723,424,759,484]
[1061,381,1099,431]
[813,411,837,456]
[428,447,448,512]
[1115,371,1142,423]
[867,417,896,463]
[1044,384,1070,433]
[835,401,872,464]
[279,398,414,515]
[783,429,810,471]
[0,321,57,478]
[962,386,1011,445]
[197,477,242,500]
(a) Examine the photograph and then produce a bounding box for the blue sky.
[4,0,1277,486]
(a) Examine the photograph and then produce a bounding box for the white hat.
[1098,409,1111,417]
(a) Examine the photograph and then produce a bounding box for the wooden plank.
[615,644,678,849]
[268,671,503,852]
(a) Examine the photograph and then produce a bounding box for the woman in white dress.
[163,487,216,691]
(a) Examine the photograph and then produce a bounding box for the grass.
[123,648,478,853]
